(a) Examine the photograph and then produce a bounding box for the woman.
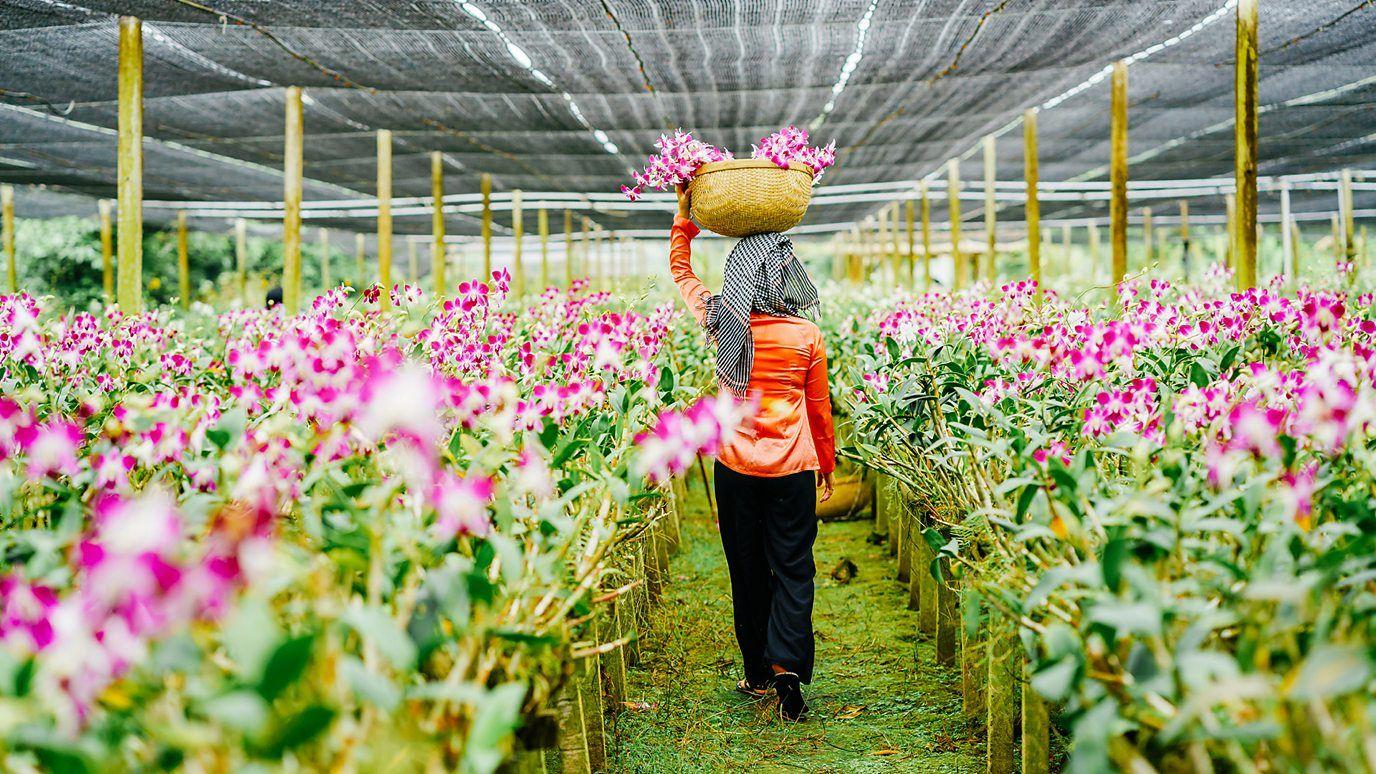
[669,185,835,722]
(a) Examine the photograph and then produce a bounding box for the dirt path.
[611,478,983,772]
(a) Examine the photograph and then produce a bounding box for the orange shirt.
[669,215,835,477]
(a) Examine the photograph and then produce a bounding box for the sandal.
[734,677,772,698]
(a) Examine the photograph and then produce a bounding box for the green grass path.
[610,481,983,772]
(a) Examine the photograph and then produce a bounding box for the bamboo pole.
[1,186,13,294]
[1023,110,1040,298]
[1109,59,1129,301]
[1179,200,1191,279]
[1142,207,1153,267]
[511,190,525,296]
[1235,0,1259,289]
[99,200,114,300]
[538,208,550,290]
[235,218,248,304]
[947,160,963,289]
[319,228,331,290]
[377,130,393,309]
[904,198,916,288]
[983,134,997,285]
[283,86,303,315]
[176,211,190,310]
[354,232,365,288]
[431,151,446,296]
[480,172,493,280]
[920,181,932,292]
[117,16,143,312]
[564,209,574,286]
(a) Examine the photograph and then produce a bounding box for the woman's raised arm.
[669,186,710,325]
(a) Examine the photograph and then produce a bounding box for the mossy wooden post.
[235,218,248,304]
[961,585,985,721]
[176,211,190,310]
[1179,199,1192,279]
[1235,0,1259,289]
[948,160,964,289]
[551,675,591,774]
[283,86,303,315]
[538,208,550,290]
[920,181,933,291]
[376,129,393,309]
[872,470,890,541]
[983,134,997,284]
[904,198,916,288]
[883,475,899,557]
[563,209,574,286]
[1023,650,1050,774]
[353,232,365,288]
[935,555,958,666]
[987,617,1016,774]
[475,172,490,280]
[906,521,923,612]
[431,151,446,296]
[579,654,607,769]
[99,200,114,300]
[2,186,14,293]
[117,15,143,312]
[319,228,331,290]
[918,521,938,634]
[896,490,912,584]
[1109,59,1128,302]
[1142,207,1153,267]
[1341,169,1356,269]
[1024,110,1041,298]
[511,190,525,297]
[600,593,628,713]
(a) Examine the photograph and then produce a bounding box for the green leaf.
[1287,645,1371,700]
[1100,530,1126,593]
[256,634,315,702]
[259,704,336,759]
[341,605,417,670]
[1015,485,1039,521]
[461,682,527,774]
[201,690,269,734]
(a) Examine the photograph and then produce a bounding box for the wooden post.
[1179,200,1192,279]
[983,134,997,285]
[1341,169,1356,266]
[948,159,963,289]
[283,86,303,315]
[920,181,932,292]
[1226,193,1237,271]
[511,190,525,296]
[918,525,938,635]
[1142,207,1153,267]
[1,186,13,294]
[538,208,549,290]
[876,207,890,287]
[176,211,190,310]
[1290,220,1303,285]
[235,218,248,304]
[117,16,143,312]
[935,557,958,666]
[1024,110,1041,298]
[1109,60,1129,301]
[1280,184,1294,284]
[319,228,331,290]
[480,172,492,279]
[1332,213,1342,264]
[376,129,393,309]
[99,200,114,300]
[431,151,446,296]
[353,232,365,288]
[890,202,902,287]
[987,619,1016,774]
[1022,651,1050,774]
[563,209,574,286]
[1235,0,1259,289]
[904,198,916,288]
[962,587,985,721]
[408,241,418,285]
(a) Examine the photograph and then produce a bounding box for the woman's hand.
[675,183,692,219]
[817,471,834,503]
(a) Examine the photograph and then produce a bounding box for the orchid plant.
[621,126,836,201]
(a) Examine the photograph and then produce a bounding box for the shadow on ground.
[611,477,983,773]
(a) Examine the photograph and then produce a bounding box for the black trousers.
[714,461,818,685]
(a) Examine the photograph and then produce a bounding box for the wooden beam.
[1023,110,1041,298]
[431,151,445,296]
[511,190,525,296]
[1,186,13,294]
[947,159,963,289]
[920,180,932,291]
[1109,59,1129,301]
[282,86,303,315]
[117,16,143,312]
[1234,0,1259,289]
[538,208,550,290]
[235,218,248,304]
[481,172,492,279]
[983,134,997,285]
[176,210,189,310]
[99,200,114,300]
[319,228,331,290]
[564,209,574,286]
[377,129,392,309]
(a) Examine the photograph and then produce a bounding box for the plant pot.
[688,159,815,238]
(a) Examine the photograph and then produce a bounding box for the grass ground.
[610,476,983,773]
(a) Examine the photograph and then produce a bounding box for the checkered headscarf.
[700,232,819,396]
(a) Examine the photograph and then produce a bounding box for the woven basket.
[687,159,815,238]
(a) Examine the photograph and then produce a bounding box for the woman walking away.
[668,184,835,722]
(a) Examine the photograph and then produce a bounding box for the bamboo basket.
[687,159,815,238]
